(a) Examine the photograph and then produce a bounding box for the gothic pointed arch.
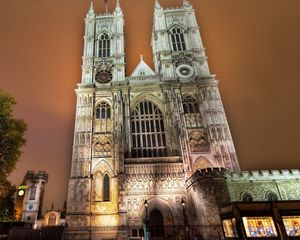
[182,94,199,114]
[131,99,167,158]
[92,160,113,201]
[92,159,113,175]
[94,100,112,133]
[131,93,166,114]
[139,197,175,227]
[103,173,110,201]
[97,30,113,58]
[168,23,187,33]
[193,157,213,171]
[168,24,187,52]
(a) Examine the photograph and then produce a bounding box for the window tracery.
[98,33,111,58]
[95,101,112,133]
[182,95,199,113]
[170,28,186,51]
[96,102,111,119]
[131,100,167,157]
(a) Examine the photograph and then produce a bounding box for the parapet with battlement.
[187,168,300,203]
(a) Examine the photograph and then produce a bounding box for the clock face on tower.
[18,189,25,197]
[175,64,194,79]
[95,70,113,84]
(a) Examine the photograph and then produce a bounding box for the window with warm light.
[222,218,238,238]
[242,216,277,237]
[48,214,56,226]
[283,216,300,236]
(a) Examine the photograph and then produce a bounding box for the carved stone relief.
[189,129,209,152]
[93,135,112,157]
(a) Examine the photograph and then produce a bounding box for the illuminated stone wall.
[186,168,300,235]
[66,0,242,239]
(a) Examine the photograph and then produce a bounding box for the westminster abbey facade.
[66,0,241,239]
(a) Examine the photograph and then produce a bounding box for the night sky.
[1,0,300,213]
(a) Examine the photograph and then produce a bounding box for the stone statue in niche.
[189,129,209,152]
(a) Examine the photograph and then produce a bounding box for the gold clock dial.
[18,189,25,196]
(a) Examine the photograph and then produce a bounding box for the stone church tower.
[66,0,239,239]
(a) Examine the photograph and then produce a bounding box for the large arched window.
[131,100,167,158]
[98,33,111,58]
[182,95,199,113]
[170,28,186,51]
[103,174,110,201]
[96,102,111,119]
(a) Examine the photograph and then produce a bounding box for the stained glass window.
[242,217,277,237]
[283,216,300,236]
[222,218,238,238]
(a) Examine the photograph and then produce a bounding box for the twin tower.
[66,0,239,239]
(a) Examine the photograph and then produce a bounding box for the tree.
[0,89,27,221]
[0,183,16,222]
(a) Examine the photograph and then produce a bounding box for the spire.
[51,202,54,210]
[87,1,96,17]
[154,0,162,11]
[183,0,191,8]
[105,0,108,14]
[114,0,122,15]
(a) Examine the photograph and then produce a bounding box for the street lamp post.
[181,198,189,240]
[143,200,150,240]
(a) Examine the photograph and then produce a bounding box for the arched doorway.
[149,209,165,238]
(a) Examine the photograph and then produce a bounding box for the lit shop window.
[222,218,238,238]
[283,216,300,236]
[242,217,278,237]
